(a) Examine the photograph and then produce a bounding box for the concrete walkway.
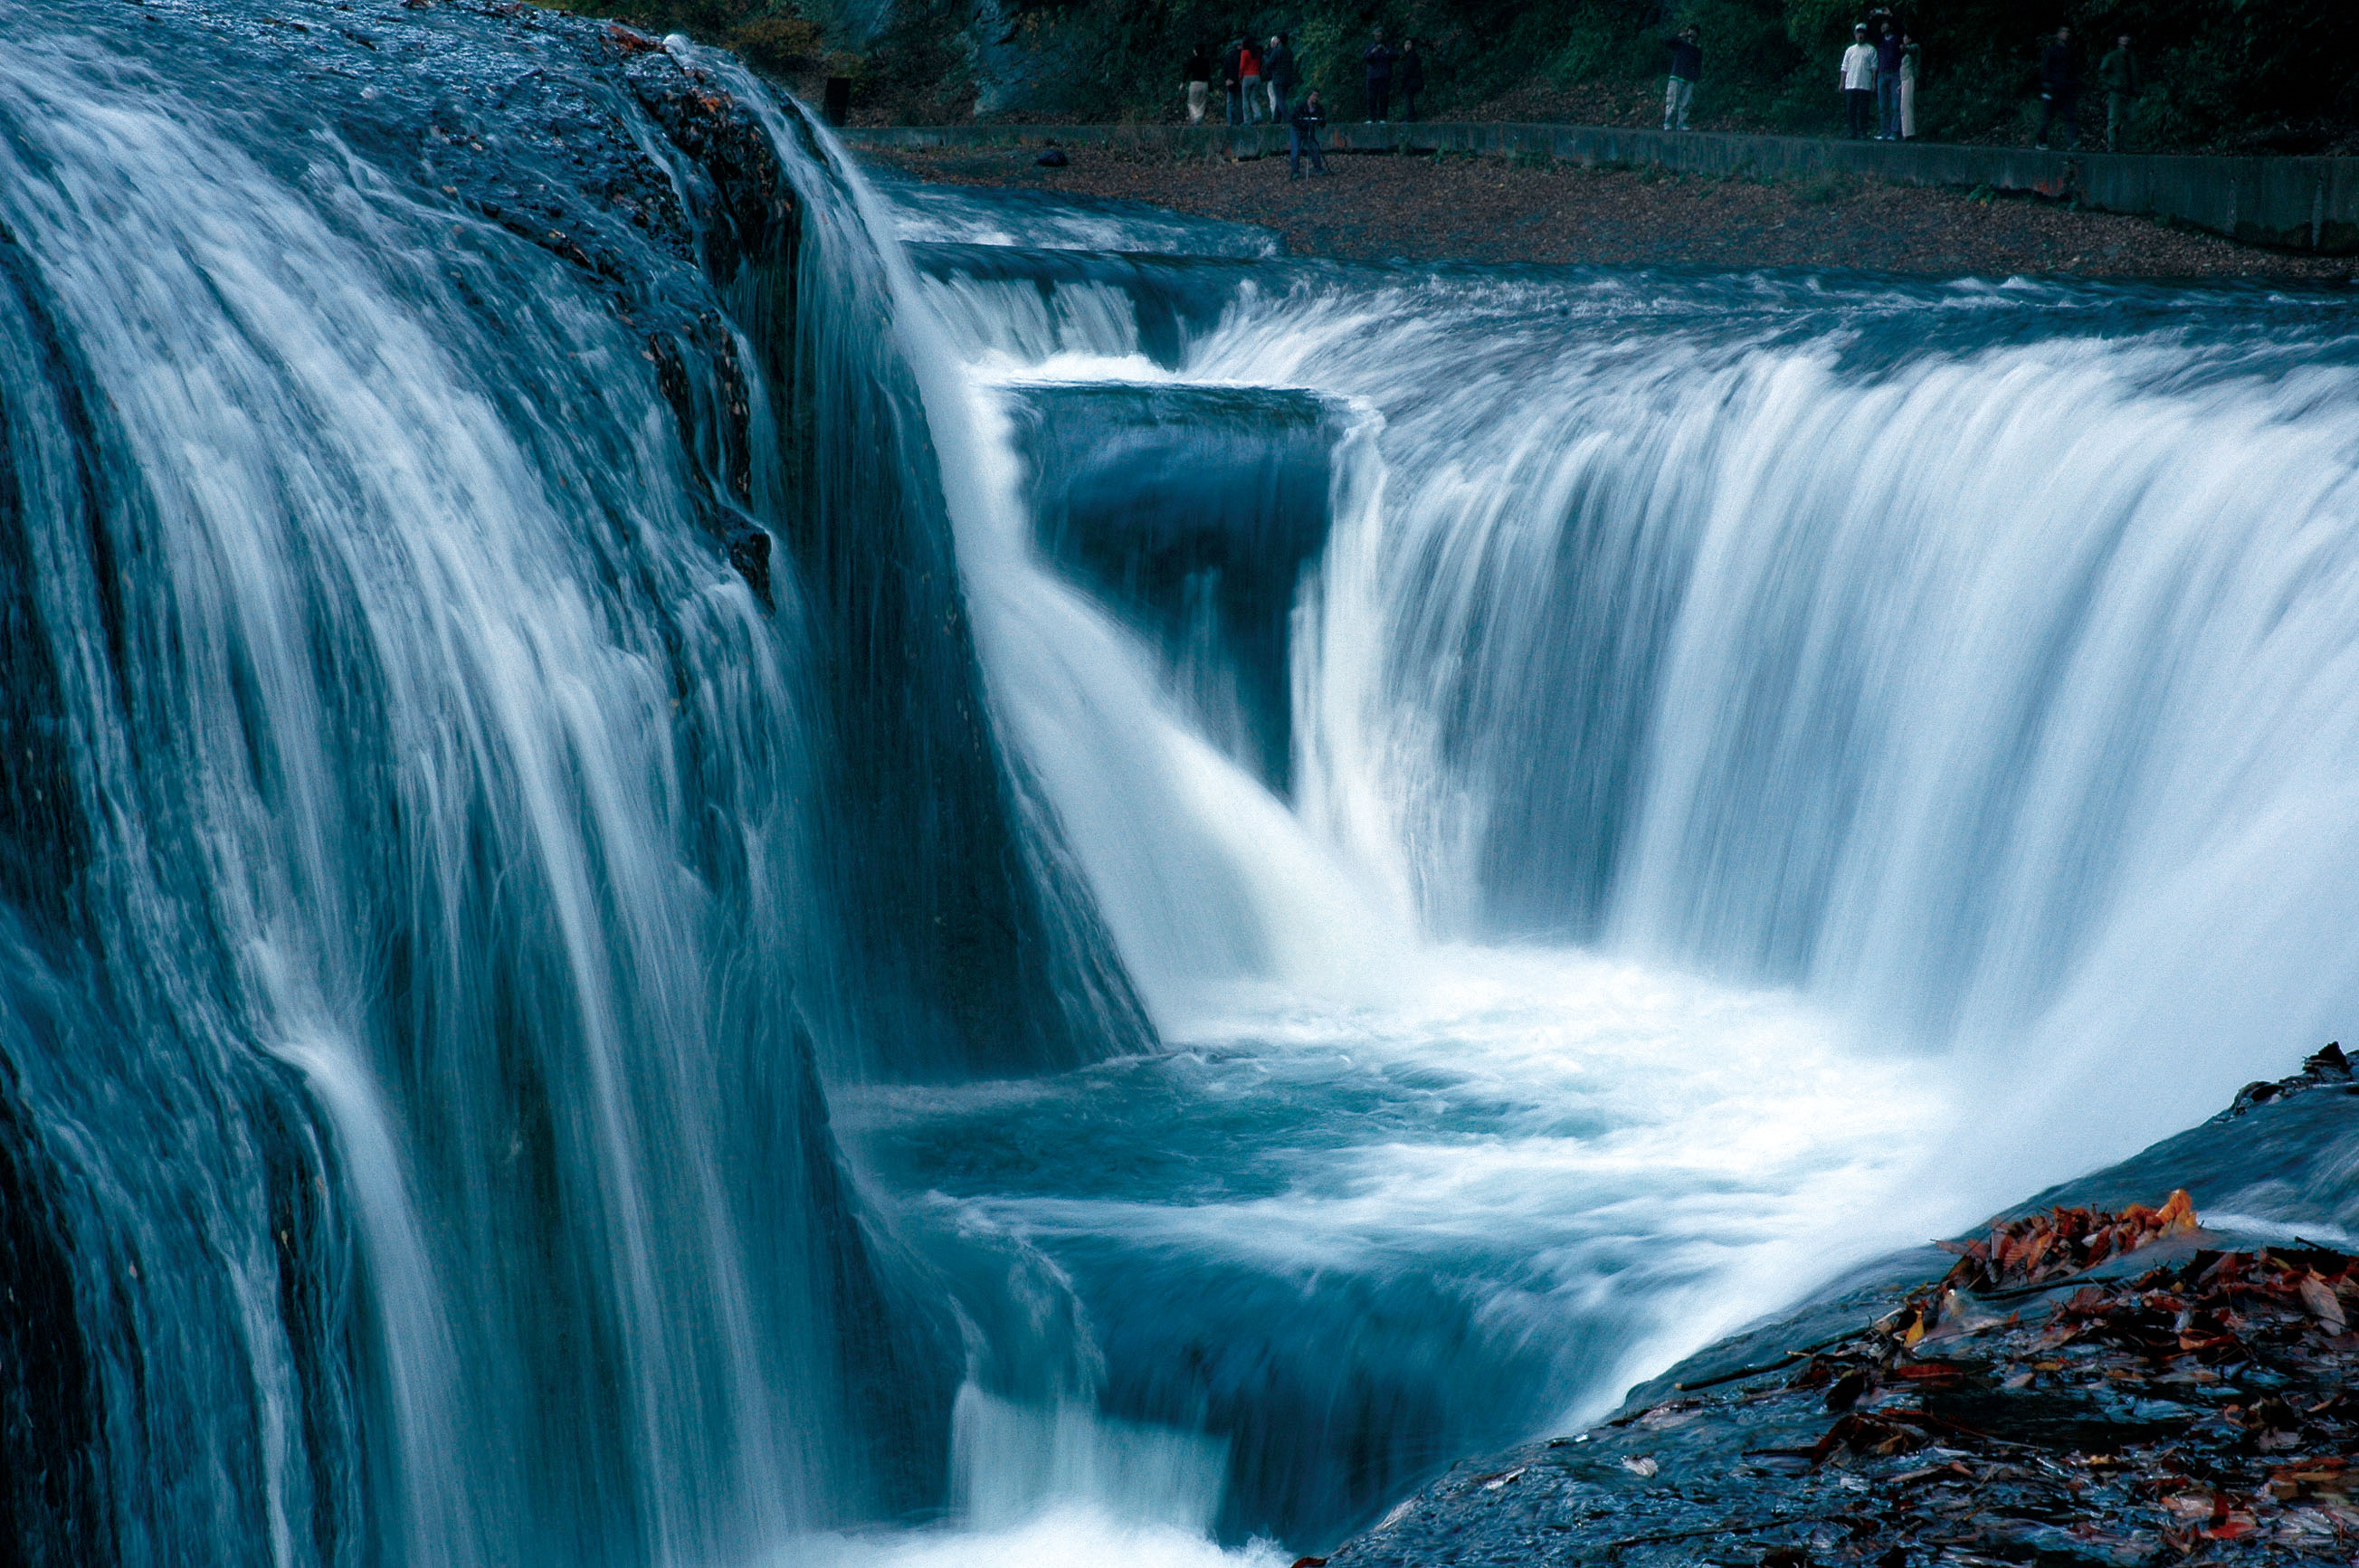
[839,120,2358,255]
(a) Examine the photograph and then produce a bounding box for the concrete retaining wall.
[840,120,2359,254]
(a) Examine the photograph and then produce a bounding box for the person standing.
[1264,33,1295,123]
[1239,37,1264,125]
[1185,43,1212,125]
[1222,35,1245,126]
[2099,33,2140,151]
[1290,89,1329,176]
[1841,24,1878,140]
[2036,25,2078,149]
[1364,27,1398,122]
[1874,20,1904,139]
[1898,33,1921,139]
[1662,24,1701,131]
[1398,38,1425,121]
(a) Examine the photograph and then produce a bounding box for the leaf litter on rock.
[1332,1180,2359,1566]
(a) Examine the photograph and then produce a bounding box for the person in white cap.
[1841,24,1879,138]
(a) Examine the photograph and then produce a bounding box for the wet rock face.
[2221,1040,2356,1120]
[1328,1062,2359,1568]
[614,32,795,287]
[123,0,794,579]
[4,6,830,1558]
[1336,1240,2359,1567]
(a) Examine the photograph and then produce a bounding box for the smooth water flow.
[1,13,905,1564]
[902,225,2359,1155]
[875,195,2359,1552]
[5,5,2357,1565]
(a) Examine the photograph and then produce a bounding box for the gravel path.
[866,143,2356,280]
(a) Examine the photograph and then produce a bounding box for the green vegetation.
[538,0,2358,153]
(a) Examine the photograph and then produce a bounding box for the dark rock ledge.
[1324,1049,2359,1568]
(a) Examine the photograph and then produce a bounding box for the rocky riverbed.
[1317,1048,2359,1567]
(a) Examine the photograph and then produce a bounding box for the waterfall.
[10,3,2359,1565]
[0,6,1127,1562]
[1294,284,2359,1156]
[0,16,842,1561]
[878,239,2359,1544]
[909,246,2359,1154]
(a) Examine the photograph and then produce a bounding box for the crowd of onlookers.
[1183,28,1427,176]
[1169,16,2150,165]
[1183,30,1425,128]
[1673,13,2146,151]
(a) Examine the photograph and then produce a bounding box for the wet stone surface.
[1328,1084,2359,1568]
[92,0,795,551]
[1334,1245,2359,1565]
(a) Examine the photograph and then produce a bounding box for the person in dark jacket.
[2098,33,2139,151]
[1185,43,1212,124]
[1874,20,1903,139]
[2036,25,2078,150]
[1290,89,1328,176]
[1662,25,1700,130]
[1363,27,1398,121]
[1222,36,1245,126]
[1398,39,1425,121]
[1264,33,1295,122]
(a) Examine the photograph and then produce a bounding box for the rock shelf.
[1328,1060,2359,1567]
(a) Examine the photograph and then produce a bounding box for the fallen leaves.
[2298,1273,2348,1332]
[1811,1410,1937,1464]
[2268,1455,2353,1503]
[1934,1188,2200,1294]
[1357,1047,2359,1568]
[1743,1202,2359,1560]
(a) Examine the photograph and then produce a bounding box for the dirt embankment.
[867,144,2356,281]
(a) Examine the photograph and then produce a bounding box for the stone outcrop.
[1324,1050,2359,1567]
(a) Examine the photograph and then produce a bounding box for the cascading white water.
[860,203,2359,1556]
[0,17,899,1564]
[1265,284,2359,1166]
[810,157,1955,1562]
[14,5,2359,1564]
[903,242,2359,1165]
[769,126,1410,1027]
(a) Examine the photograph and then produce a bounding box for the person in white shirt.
[1841,24,1879,139]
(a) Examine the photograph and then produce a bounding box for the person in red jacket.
[1239,39,1264,125]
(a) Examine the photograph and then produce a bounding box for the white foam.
[797,1505,1292,1568]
